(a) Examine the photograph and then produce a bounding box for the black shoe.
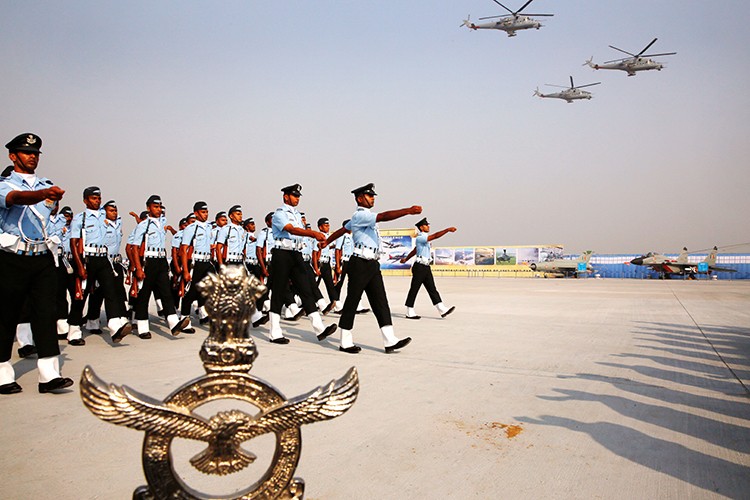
[405,315,421,320]
[87,328,103,335]
[0,382,22,395]
[385,337,412,354]
[317,324,337,341]
[252,314,269,328]
[171,317,190,335]
[291,309,305,321]
[138,332,152,339]
[17,344,37,358]
[199,317,210,325]
[270,337,290,344]
[356,308,370,314]
[182,327,196,334]
[68,338,86,346]
[57,333,68,340]
[157,309,165,318]
[440,306,456,318]
[339,345,361,354]
[322,302,335,315]
[38,377,73,394]
[112,323,133,343]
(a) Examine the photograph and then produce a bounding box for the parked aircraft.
[629,246,736,278]
[529,250,593,277]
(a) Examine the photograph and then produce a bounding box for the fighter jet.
[629,246,736,278]
[529,250,593,278]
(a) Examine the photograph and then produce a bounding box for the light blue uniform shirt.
[335,232,354,259]
[415,232,431,260]
[130,217,167,250]
[301,235,314,259]
[69,209,108,246]
[181,220,212,254]
[103,217,122,256]
[345,207,379,249]
[48,214,67,239]
[217,222,246,258]
[171,229,183,249]
[272,204,303,244]
[256,227,275,255]
[0,172,56,242]
[244,231,257,260]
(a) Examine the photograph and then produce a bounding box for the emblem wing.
[80,366,214,442]
[236,367,359,442]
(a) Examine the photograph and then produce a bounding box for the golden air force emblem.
[80,265,359,499]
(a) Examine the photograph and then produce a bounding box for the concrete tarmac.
[2,277,749,499]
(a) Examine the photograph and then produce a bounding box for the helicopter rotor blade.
[602,56,630,64]
[490,0,515,15]
[574,82,601,89]
[522,13,554,16]
[478,14,511,20]
[545,84,569,88]
[637,38,658,57]
[608,45,636,57]
[641,52,677,58]
[515,0,535,15]
[569,75,574,88]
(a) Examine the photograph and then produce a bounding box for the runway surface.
[3,277,749,499]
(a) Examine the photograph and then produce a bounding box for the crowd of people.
[0,132,456,396]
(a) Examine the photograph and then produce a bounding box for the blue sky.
[2,1,748,253]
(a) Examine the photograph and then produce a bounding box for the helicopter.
[461,0,553,37]
[585,38,676,76]
[534,76,601,103]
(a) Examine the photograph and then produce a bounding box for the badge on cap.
[281,184,302,196]
[229,205,242,215]
[351,183,377,196]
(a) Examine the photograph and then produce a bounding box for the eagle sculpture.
[80,366,359,476]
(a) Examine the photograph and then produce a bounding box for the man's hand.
[44,186,65,201]
[409,205,422,215]
[135,269,145,281]
[312,231,326,242]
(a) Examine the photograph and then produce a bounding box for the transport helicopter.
[461,0,553,37]
[585,38,676,76]
[534,76,601,103]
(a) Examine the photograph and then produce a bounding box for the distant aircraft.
[534,76,601,103]
[461,0,553,38]
[584,38,676,77]
[629,246,736,278]
[529,250,593,278]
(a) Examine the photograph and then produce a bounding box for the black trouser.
[245,262,262,280]
[334,259,350,296]
[269,249,316,315]
[86,260,127,322]
[316,261,338,301]
[56,257,75,320]
[304,259,324,302]
[0,252,59,362]
[405,262,442,307]
[69,255,126,326]
[135,257,176,321]
[180,260,214,316]
[338,256,391,331]
[260,259,294,311]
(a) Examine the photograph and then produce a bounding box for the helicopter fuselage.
[591,57,664,76]
[467,16,543,36]
[537,88,593,103]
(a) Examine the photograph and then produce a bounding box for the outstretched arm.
[323,226,349,248]
[376,205,421,223]
[427,227,457,242]
[400,248,417,264]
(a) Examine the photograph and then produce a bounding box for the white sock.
[155,298,163,310]
[107,317,125,332]
[167,314,180,330]
[340,328,354,349]
[436,302,450,314]
[308,311,325,334]
[0,361,15,385]
[250,309,263,323]
[294,295,302,306]
[380,325,399,346]
[67,324,82,341]
[407,307,417,317]
[286,303,301,318]
[316,298,328,310]
[198,305,208,319]
[269,312,284,340]
[57,319,69,335]
[85,318,100,330]
[37,356,61,383]
[137,320,150,334]
[16,323,33,347]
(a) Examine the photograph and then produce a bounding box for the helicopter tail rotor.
[583,57,597,70]
[461,15,475,29]
[533,87,543,98]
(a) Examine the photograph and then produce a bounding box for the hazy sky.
[2,1,748,254]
